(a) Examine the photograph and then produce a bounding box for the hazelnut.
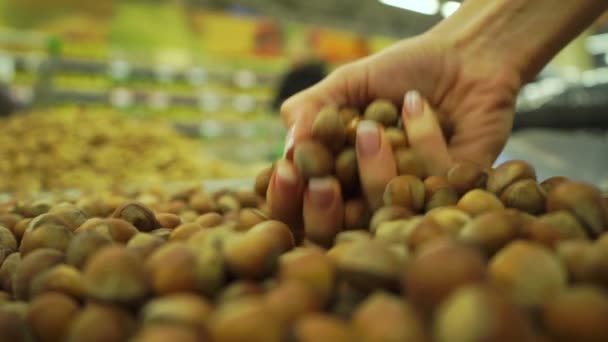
[0,310,33,341]
[145,242,197,295]
[155,213,182,229]
[126,232,165,259]
[278,247,336,305]
[217,194,241,214]
[542,286,608,342]
[424,176,451,197]
[189,193,217,214]
[76,218,138,243]
[374,219,413,246]
[489,241,567,308]
[0,226,16,252]
[395,148,427,178]
[384,175,426,212]
[447,161,488,195]
[150,228,172,240]
[328,281,368,320]
[385,127,408,150]
[364,99,399,127]
[66,303,135,342]
[217,281,265,303]
[487,160,536,195]
[224,221,294,279]
[294,141,334,180]
[370,205,414,233]
[459,209,522,256]
[312,104,346,152]
[140,293,212,333]
[457,189,505,216]
[195,212,224,228]
[426,207,471,236]
[130,325,201,342]
[111,201,161,232]
[209,297,284,342]
[405,239,486,316]
[169,222,203,242]
[264,281,322,325]
[292,313,355,342]
[425,187,459,212]
[237,208,268,232]
[540,176,570,195]
[83,245,148,304]
[353,292,428,342]
[26,292,80,342]
[20,223,73,257]
[546,181,607,237]
[345,116,362,145]
[407,217,448,252]
[0,214,21,232]
[524,211,587,248]
[0,252,20,293]
[12,218,30,242]
[48,206,88,231]
[343,198,371,230]
[334,240,403,291]
[335,148,359,194]
[13,248,64,300]
[334,230,372,245]
[500,179,546,215]
[339,107,359,125]
[193,244,226,297]
[30,264,85,300]
[434,285,533,342]
[580,239,608,288]
[235,189,261,208]
[556,240,594,283]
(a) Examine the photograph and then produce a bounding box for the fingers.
[356,120,398,211]
[303,177,343,247]
[267,160,305,227]
[448,107,514,168]
[402,90,452,176]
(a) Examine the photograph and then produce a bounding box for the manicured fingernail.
[276,160,297,185]
[356,120,380,157]
[309,178,335,209]
[404,90,424,119]
[283,126,295,158]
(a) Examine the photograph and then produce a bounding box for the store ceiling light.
[441,1,461,18]
[379,0,439,15]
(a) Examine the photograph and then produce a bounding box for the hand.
[266,32,522,238]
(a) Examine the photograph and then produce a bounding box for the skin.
[268,0,608,231]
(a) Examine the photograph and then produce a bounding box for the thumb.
[401,90,452,176]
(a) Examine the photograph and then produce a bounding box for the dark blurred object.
[514,83,608,132]
[0,84,16,117]
[272,59,327,111]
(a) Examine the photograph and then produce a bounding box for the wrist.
[431,0,608,83]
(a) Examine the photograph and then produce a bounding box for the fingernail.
[309,178,335,209]
[283,126,295,158]
[356,120,380,157]
[276,160,297,185]
[404,90,424,119]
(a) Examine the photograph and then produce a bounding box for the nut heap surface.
[0,100,606,342]
[0,108,262,194]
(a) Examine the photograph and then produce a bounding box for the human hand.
[266,32,522,238]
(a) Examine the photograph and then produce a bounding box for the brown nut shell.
[26,292,80,342]
[447,161,488,195]
[459,209,522,256]
[209,297,284,342]
[395,148,427,178]
[383,175,426,212]
[364,99,399,127]
[370,205,414,234]
[13,248,64,300]
[487,160,536,195]
[489,241,567,308]
[294,141,334,180]
[66,303,135,342]
[343,198,371,230]
[111,201,160,232]
[146,242,197,295]
[292,313,355,342]
[457,189,505,216]
[312,104,346,152]
[334,148,359,194]
[500,179,546,215]
[30,264,85,300]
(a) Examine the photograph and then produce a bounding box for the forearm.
[432,0,608,82]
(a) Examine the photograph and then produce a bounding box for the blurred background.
[0,0,606,195]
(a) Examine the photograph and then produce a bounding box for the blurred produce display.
[0,106,264,194]
[0,99,605,341]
